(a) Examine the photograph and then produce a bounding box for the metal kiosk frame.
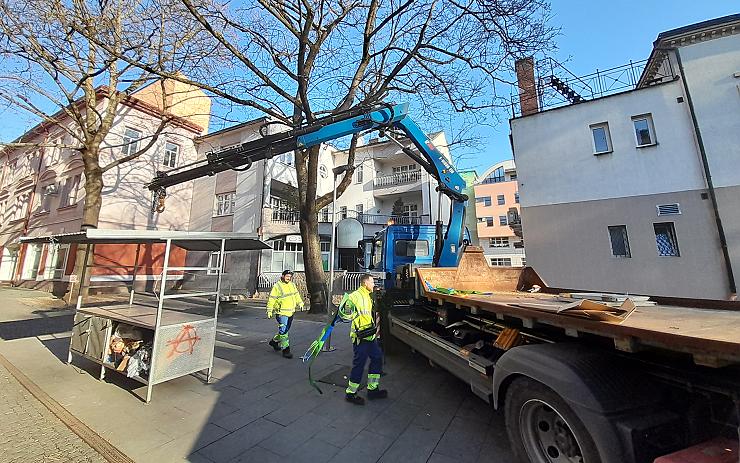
[20,230,269,403]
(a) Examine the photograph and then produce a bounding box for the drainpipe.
[674,48,736,297]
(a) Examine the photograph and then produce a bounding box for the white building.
[511,14,740,300]
[330,132,452,270]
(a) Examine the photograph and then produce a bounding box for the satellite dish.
[336,218,363,249]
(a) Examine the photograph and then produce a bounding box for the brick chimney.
[515,57,539,116]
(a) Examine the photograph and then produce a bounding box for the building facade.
[0,82,210,292]
[185,118,336,293]
[473,160,525,267]
[330,132,453,270]
[511,14,740,300]
[186,125,453,293]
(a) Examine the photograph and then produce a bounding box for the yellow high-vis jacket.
[346,286,376,343]
[267,280,304,317]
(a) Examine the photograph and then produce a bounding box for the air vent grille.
[656,203,681,216]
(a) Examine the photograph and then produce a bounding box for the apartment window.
[515,192,520,204]
[320,241,331,271]
[46,138,62,166]
[320,242,331,253]
[21,243,43,279]
[44,244,69,279]
[356,204,364,220]
[489,237,509,248]
[207,251,232,275]
[590,123,612,154]
[485,217,494,227]
[163,142,179,168]
[340,206,347,220]
[654,222,680,257]
[319,207,330,222]
[510,174,517,181]
[215,192,235,216]
[632,114,656,147]
[400,204,418,224]
[497,194,505,205]
[499,215,508,226]
[59,175,80,208]
[490,258,512,266]
[476,196,491,207]
[394,239,429,257]
[608,225,631,258]
[355,165,363,184]
[121,128,142,156]
[392,164,417,174]
[270,238,304,272]
[37,184,55,213]
[483,167,506,184]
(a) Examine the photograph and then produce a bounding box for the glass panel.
[592,126,609,153]
[393,240,429,257]
[608,225,631,257]
[634,119,652,145]
[654,223,680,256]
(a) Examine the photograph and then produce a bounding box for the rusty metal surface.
[417,252,740,363]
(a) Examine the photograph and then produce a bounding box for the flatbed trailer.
[386,248,740,463]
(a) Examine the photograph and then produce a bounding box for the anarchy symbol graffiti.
[166,324,202,359]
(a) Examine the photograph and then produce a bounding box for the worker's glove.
[266,309,274,318]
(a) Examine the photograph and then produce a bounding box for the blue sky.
[464,1,740,173]
[1,1,737,175]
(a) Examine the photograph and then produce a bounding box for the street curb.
[0,352,135,463]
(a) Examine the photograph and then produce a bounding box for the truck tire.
[505,377,601,463]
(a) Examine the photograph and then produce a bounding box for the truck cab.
[364,224,470,290]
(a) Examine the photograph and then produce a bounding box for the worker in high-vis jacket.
[345,273,387,405]
[267,270,304,359]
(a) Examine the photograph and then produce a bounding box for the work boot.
[345,393,365,405]
[268,339,280,351]
[282,347,293,359]
[367,389,388,400]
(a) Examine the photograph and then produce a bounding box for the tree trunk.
[300,206,328,313]
[70,148,104,300]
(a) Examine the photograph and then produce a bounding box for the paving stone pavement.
[0,290,516,463]
[0,362,106,463]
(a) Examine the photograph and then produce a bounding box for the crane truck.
[148,103,740,463]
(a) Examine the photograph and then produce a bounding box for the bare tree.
[77,0,555,311]
[0,0,209,287]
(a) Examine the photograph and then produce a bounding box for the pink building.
[0,82,210,293]
[473,160,525,267]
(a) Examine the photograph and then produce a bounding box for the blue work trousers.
[274,315,293,349]
[349,339,383,385]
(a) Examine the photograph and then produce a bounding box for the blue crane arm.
[148,102,468,266]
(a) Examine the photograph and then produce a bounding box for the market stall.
[20,230,269,402]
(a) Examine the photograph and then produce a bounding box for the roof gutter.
[673,47,736,297]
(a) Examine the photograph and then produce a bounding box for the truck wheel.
[505,377,600,463]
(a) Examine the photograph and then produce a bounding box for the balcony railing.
[268,207,431,226]
[271,209,300,224]
[319,209,430,225]
[373,170,422,188]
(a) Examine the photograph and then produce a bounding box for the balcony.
[320,209,430,226]
[373,170,422,189]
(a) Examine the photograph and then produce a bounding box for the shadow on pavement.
[0,315,74,341]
